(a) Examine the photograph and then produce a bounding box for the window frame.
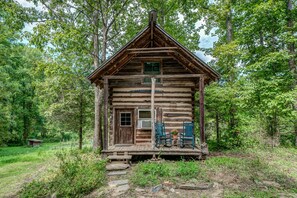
[120,112,132,127]
[142,61,162,84]
[137,109,156,129]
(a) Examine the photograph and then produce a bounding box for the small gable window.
[143,62,161,83]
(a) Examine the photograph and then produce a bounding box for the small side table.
[172,137,179,146]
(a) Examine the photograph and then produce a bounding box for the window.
[143,62,161,83]
[137,109,156,129]
[120,112,131,126]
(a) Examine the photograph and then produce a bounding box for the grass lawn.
[1,142,297,198]
[130,147,297,197]
[0,142,73,197]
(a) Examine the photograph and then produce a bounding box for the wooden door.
[115,109,134,144]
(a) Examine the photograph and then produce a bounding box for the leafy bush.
[280,134,295,147]
[20,150,106,198]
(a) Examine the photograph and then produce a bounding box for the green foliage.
[131,162,171,186]
[175,161,200,179]
[204,0,297,149]
[0,0,296,150]
[20,150,106,198]
[0,142,71,196]
[131,160,205,187]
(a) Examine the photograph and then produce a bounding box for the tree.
[0,1,45,145]
[203,0,297,147]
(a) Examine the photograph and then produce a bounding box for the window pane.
[144,62,160,74]
[144,62,160,83]
[139,110,151,119]
[120,113,131,126]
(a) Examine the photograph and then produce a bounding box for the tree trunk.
[226,7,237,134]
[216,111,220,145]
[287,0,297,146]
[226,10,233,43]
[79,93,83,149]
[94,86,103,149]
[93,9,102,150]
[159,8,165,27]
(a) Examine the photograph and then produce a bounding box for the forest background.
[1,0,296,150]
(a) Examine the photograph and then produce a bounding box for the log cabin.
[88,11,219,158]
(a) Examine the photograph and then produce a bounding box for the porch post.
[151,78,156,149]
[103,78,109,150]
[199,76,208,155]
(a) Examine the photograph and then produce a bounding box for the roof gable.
[88,24,219,84]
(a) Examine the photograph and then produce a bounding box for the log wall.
[108,58,198,146]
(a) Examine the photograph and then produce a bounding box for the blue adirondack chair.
[155,122,172,147]
[179,122,195,149]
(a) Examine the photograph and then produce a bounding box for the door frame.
[113,107,136,145]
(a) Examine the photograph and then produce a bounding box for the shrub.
[20,150,106,198]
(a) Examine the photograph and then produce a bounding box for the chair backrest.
[155,122,165,136]
[183,122,194,137]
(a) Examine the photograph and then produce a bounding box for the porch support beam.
[199,76,208,155]
[199,77,205,144]
[105,74,204,80]
[103,78,109,150]
[151,78,156,149]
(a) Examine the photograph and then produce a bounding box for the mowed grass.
[0,142,72,197]
[131,147,297,197]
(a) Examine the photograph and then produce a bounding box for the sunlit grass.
[131,147,297,197]
[0,142,73,197]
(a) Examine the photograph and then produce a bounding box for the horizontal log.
[110,84,195,88]
[105,74,204,80]
[163,117,193,122]
[111,101,193,105]
[127,47,178,51]
[129,50,176,54]
[112,87,193,92]
[114,72,141,75]
[163,113,192,117]
[112,98,192,102]
[134,56,174,59]
[161,108,193,112]
[112,93,192,97]
[111,103,193,107]
[111,96,192,100]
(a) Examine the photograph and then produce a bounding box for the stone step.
[107,155,132,160]
[106,163,130,171]
[108,179,129,187]
[107,171,127,176]
[112,184,130,197]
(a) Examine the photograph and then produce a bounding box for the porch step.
[107,155,132,160]
[106,163,130,171]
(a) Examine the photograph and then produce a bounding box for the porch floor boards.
[102,144,201,157]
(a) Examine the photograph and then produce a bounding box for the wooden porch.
[102,144,202,157]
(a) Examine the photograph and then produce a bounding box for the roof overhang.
[87,25,220,84]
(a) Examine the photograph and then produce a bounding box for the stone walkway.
[86,158,224,198]
[106,161,131,197]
